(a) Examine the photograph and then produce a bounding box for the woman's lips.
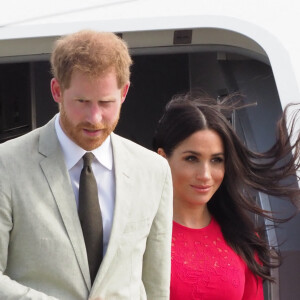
[190,184,211,193]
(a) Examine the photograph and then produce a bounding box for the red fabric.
[170,218,264,300]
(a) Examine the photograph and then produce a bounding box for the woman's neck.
[173,201,211,229]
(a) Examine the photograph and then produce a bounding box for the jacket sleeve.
[142,160,173,300]
[0,161,59,300]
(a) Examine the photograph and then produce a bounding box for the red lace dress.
[171,218,264,300]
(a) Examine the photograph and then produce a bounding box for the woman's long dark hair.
[153,92,300,281]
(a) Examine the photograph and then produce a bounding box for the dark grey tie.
[78,152,103,284]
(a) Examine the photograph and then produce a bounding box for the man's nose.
[87,103,102,124]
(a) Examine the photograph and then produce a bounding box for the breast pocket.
[123,218,151,234]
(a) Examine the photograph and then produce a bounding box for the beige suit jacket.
[0,117,173,299]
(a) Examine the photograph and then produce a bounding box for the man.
[0,30,173,299]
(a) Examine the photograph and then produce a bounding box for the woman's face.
[162,129,225,209]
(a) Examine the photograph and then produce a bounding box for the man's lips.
[83,128,104,137]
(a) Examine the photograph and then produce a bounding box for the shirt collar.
[55,114,113,170]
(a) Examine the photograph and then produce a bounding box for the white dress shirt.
[55,114,115,256]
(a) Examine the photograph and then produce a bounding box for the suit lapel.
[91,133,134,287]
[38,117,91,290]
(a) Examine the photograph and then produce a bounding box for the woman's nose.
[196,163,211,180]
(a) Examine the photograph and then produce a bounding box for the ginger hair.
[50,30,132,90]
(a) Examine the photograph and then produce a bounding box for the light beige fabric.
[0,116,173,300]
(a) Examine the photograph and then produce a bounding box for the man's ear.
[120,82,130,103]
[50,78,63,104]
[157,148,167,158]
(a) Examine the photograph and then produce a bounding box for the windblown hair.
[50,30,132,90]
[153,92,300,281]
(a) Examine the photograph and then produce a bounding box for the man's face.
[51,70,129,151]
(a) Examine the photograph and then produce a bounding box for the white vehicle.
[0,1,299,298]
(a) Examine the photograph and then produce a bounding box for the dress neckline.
[172,216,215,231]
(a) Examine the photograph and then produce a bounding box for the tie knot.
[83,152,94,167]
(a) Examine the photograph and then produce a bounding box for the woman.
[153,93,300,299]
